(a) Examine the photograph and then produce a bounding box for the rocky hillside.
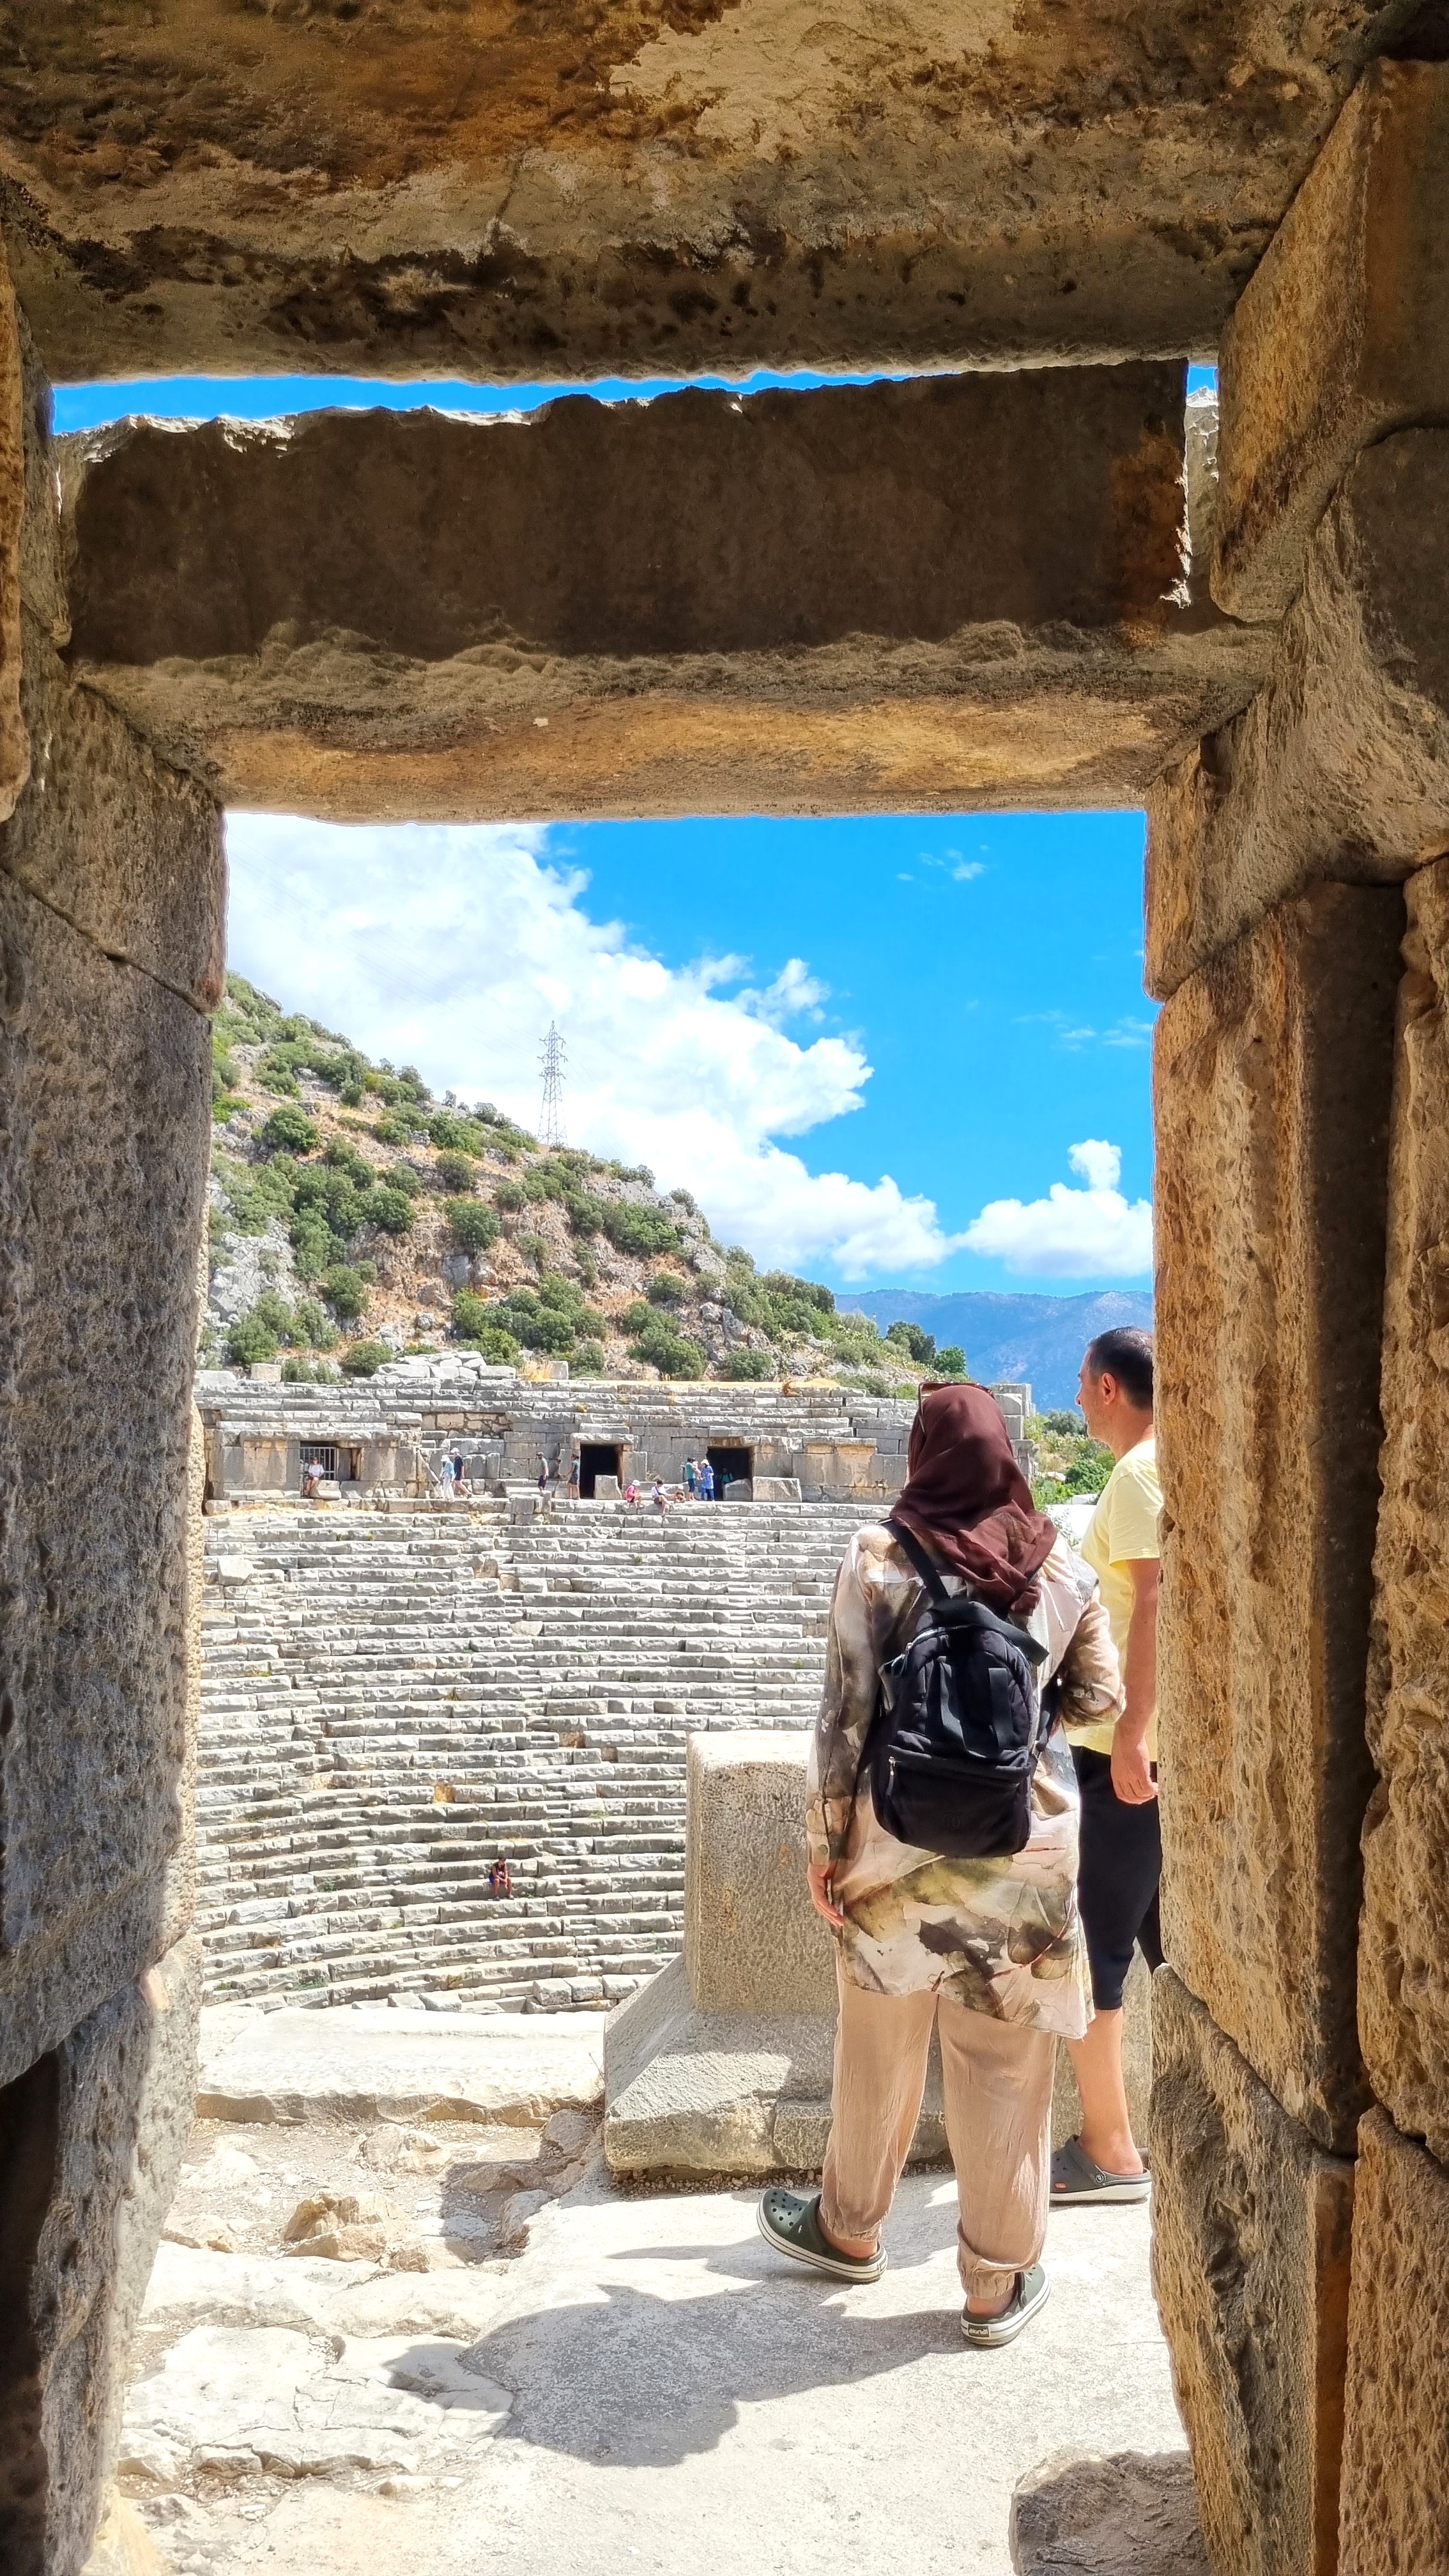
[204,977,962,1390]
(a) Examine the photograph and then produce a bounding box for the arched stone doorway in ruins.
[1,23,1448,2575]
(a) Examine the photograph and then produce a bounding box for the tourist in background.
[1052,1326,1161,2205]
[567,1455,581,1502]
[700,1458,716,1503]
[758,1381,1121,2345]
[685,1457,700,1499]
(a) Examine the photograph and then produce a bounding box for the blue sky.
[59,364,1210,1295]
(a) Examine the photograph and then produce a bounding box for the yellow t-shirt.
[1073,1434,1162,1758]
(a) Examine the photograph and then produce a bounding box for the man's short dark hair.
[1085,1325,1154,1411]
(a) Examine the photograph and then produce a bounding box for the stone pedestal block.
[1150,1972,1354,2576]
[1337,2109,1449,2576]
[606,1729,1151,2178]
[1153,886,1399,2146]
[685,1732,835,2016]
[1146,429,1449,1000]
[1362,856,1449,2159]
[1214,62,1449,622]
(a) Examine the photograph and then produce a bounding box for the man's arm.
[1111,1556,1159,1805]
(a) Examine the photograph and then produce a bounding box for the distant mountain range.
[845,1288,1154,1412]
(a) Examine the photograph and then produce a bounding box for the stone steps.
[198,1498,875,2007]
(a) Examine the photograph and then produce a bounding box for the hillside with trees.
[205,977,970,1392]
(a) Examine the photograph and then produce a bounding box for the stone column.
[1145,59,1449,2576]
[0,240,224,2574]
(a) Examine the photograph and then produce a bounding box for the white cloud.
[963,1139,1153,1279]
[223,813,962,1278]
[1067,1138,1121,1190]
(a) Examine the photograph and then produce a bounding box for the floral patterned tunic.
[806,1526,1122,2039]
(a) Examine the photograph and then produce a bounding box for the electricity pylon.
[538,1021,567,1149]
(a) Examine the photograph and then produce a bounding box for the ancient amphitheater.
[194,1369,917,2011]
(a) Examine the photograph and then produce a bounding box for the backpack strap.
[885,1514,950,1604]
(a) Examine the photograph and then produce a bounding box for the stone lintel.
[1338,2108,1449,2576]
[1146,428,1449,1001]
[59,376,1270,821]
[1154,884,1400,2147]
[1150,1970,1354,2576]
[1214,60,1449,624]
[1361,854,1449,2159]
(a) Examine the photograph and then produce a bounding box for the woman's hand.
[807,1861,845,1929]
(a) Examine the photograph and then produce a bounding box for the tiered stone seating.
[197,1496,878,2011]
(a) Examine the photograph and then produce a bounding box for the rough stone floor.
[121,2021,1186,2576]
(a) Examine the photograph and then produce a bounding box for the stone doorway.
[705,1445,752,1496]
[578,1442,621,1499]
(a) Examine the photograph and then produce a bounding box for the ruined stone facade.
[195,1366,916,1506]
[3,18,1449,2570]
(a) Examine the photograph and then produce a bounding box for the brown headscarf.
[891,1380,1059,1620]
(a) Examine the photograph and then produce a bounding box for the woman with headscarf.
[758,1381,1121,2345]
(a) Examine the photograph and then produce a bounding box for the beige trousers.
[820,1961,1057,2303]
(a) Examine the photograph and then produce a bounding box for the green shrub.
[495,1181,526,1214]
[386,1162,423,1197]
[211,1092,247,1124]
[320,1265,369,1322]
[1042,1408,1085,1435]
[226,1310,279,1366]
[428,1110,488,1155]
[564,1193,599,1239]
[647,1271,687,1306]
[516,1231,548,1270]
[629,1314,705,1377]
[451,1292,518,1363]
[259,1105,319,1156]
[342,1340,392,1378]
[721,1349,773,1381]
[282,1356,340,1383]
[594,1199,679,1258]
[373,1107,430,1146]
[323,1137,372,1183]
[572,1340,606,1376]
[935,1344,967,1379]
[886,1319,935,1365]
[362,1185,415,1236]
[434,1150,477,1195]
[574,1248,598,1288]
[447,1200,500,1254]
[291,1298,339,1350]
[211,1029,240,1096]
[620,1299,653,1335]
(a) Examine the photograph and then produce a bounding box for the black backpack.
[857,1516,1052,1861]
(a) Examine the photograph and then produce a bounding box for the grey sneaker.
[962,2264,1050,2348]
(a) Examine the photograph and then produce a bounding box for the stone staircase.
[197,1496,878,2011]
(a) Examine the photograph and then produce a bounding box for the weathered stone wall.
[0,233,222,2576]
[1148,65,1449,2575]
[1154,882,1397,2149]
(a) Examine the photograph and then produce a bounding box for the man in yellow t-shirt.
[1052,1324,1162,2206]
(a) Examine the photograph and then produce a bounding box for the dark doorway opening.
[579,1442,622,1498]
[706,1445,752,1495]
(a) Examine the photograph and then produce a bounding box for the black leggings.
[1073,1746,1163,2013]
